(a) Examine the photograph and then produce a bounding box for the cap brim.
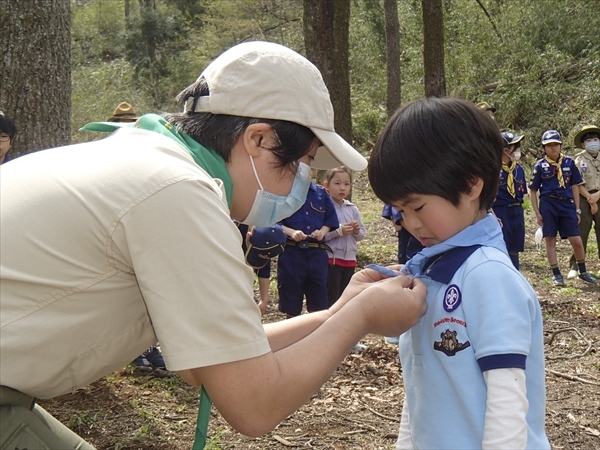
[245,252,269,269]
[511,135,524,144]
[542,139,562,145]
[245,244,284,269]
[310,128,367,171]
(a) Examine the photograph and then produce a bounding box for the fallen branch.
[361,402,399,422]
[545,327,593,360]
[273,435,299,447]
[545,369,600,386]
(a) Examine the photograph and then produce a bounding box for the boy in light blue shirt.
[368,97,550,449]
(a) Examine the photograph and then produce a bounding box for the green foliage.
[71,0,600,158]
[124,3,191,106]
[67,410,102,430]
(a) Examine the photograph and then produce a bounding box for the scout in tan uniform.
[568,125,600,278]
[0,41,427,449]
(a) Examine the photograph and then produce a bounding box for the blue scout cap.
[541,130,562,145]
[501,131,524,147]
[245,225,286,269]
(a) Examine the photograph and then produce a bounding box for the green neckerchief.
[80,114,232,206]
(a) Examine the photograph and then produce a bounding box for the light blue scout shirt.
[399,214,550,449]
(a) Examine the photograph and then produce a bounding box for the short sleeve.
[460,251,538,368]
[528,162,542,190]
[569,159,584,185]
[118,178,270,371]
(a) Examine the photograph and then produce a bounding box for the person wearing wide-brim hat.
[0,41,427,448]
[107,102,138,122]
[477,101,496,119]
[568,125,600,279]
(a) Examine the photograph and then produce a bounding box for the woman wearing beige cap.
[0,41,426,448]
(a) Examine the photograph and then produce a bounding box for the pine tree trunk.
[0,0,71,157]
[421,0,446,97]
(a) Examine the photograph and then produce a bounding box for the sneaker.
[131,355,153,373]
[567,269,579,280]
[552,274,565,287]
[578,272,597,283]
[144,346,166,369]
[385,336,400,344]
[352,343,368,352]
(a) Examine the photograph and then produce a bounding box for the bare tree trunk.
[384,0,401,117]
[0,0,71,156]
[421,0,446,97]
[125,0,131,25]
[303,0,352,145]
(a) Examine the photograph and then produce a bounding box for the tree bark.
[384,0,401,117]
[421,0,446,97]
[0,0,71,156]
[302,0,352,146]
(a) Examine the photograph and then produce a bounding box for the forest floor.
[41,171,600,450]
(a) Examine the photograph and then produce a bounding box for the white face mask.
[584,140,600,155]
[510,151,521,162]
[242,156,311,227]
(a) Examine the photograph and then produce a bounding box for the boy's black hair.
[0,112,18,140]
[369,97,502,210]
[163,78,317,171]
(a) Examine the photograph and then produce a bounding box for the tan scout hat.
[184,41,367,171]
[477,101,496,113]
[574,125,600,149]
[108,102,138,122]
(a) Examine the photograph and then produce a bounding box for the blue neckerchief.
[80,114,233,206]
[402,214,506,280]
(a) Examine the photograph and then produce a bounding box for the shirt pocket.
[540,166,556,179]
[310,202,326,213]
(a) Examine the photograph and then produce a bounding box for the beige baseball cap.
[184,41,367,172]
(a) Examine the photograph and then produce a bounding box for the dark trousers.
[327,265,355,307]
[277,246,328,316]
[570,193,600,270]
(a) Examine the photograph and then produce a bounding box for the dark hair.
[581,132,600,143]
[0,112,17,141]
[326,166,353,183]
[368,97,502,210]
[162,78,318,172]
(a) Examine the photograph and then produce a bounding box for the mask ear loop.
[249,155,265,191]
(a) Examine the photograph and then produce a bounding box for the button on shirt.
[280,182,339,234]
[529,155,583,198]
[575,150,600,192]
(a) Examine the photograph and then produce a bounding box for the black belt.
[547,195,573,201]
[286,239,332,253]
[496,202,522,207]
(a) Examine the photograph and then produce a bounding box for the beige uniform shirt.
[575,150,600,192]
[0,128,270,399]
